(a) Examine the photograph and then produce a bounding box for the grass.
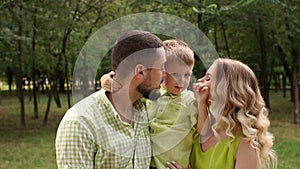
[0,129,56,169]
[0,92,68,169]
[268,91,300,169]
[0,90,300,169]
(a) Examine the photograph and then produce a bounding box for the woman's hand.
[193,77,210,134]
[100,71,122,92]
[193,77,209,105]
[166,161,192,169]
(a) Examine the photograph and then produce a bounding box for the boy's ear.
[134,64,145,79]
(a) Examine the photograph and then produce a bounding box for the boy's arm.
[100,71,121,92]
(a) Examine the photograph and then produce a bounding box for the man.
[55,30,166,169]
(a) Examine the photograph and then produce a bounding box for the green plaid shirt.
[55,89,151,169]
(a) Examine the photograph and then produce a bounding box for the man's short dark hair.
[111,30,163,74]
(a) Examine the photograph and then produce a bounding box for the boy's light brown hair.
[163,39,194,67]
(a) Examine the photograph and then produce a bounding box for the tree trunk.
[290,37,300,124]
[31,6,38,118]
[285,15,300,123]
[277,45,291,98]
[268,57,275,92]
[61,0,83,108]
[52,81,62,108]
[61,31,71,107]
[197,0,208,35]
[81,10,103,96]
[43,85,52,126]
[6,66,13,94]
[291,54,299,124]
[221,22,230,58]
[274,74,278,92]
[8,78,12,94]
[40,80,45,94]
[28,78,32,101]
[214,24,219,52]
[17,0,25,128]
[258,18,270,108]
[82,50,89,97]
[282,73,287,98]
[32,76,38,118]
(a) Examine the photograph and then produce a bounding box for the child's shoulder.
[181,90,195,100]
[183,89,194,96]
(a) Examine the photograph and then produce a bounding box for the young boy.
[101,39,206,169]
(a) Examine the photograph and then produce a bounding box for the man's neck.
[106,88,138,126]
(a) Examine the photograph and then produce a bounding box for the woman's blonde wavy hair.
[209,58,277,169]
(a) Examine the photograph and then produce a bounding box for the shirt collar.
[99,89,147,125]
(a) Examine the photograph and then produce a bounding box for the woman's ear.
[134,64,145,79]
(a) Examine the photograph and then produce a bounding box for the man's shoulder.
[62,90,108,122]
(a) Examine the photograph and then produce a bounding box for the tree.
[284,5,300,124]
[16,0,26,127]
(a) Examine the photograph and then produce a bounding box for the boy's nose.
[176,76,184,83]
[163,71,167,77]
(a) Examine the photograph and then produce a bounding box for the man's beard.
[137,84,161,101]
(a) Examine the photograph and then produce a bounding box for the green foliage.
[1,0,300,122]
[1,0,297,89]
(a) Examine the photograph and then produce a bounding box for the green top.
[55,89,151,169]
[147,87,198,169]
[190,134,240,169]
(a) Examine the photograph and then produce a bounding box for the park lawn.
[0,91,300,169]
[0,129,57,169]
[0,93,68,169]
[268,91,300,169]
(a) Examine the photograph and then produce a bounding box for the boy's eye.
[171,73,179,77]
[185,73,191,78]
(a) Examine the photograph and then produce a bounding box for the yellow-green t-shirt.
[147,87,198,169]
[190,134,240,169]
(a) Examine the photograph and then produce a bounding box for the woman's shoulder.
[235,139,260,169]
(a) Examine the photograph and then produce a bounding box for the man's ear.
[134,64,145,79]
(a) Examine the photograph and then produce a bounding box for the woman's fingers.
[166,161,184,169]
[193,82,208,92]
[196,77,205,83]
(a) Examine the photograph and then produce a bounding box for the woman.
[167,58,277,169]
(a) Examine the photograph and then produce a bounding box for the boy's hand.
[100,71,122,92]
